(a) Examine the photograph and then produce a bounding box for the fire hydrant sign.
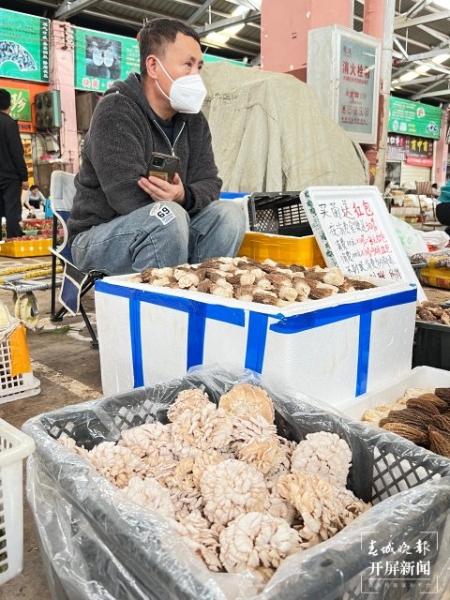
[300,186,425,301]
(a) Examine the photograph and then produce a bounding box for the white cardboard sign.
[300,185,426,301]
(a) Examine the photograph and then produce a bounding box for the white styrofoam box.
[95,275,417,399]
[336,365,450,421]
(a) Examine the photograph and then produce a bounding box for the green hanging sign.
[73,26,140,92]
[388,96,442,139]
[0,8,50,82]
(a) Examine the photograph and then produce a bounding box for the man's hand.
[138,173,185,204]
[22,182,29,191]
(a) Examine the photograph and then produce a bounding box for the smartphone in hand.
[146,152,180,184]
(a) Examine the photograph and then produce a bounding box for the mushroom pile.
[135,257,376,307]
[362,386,450,457]
[416,301,450,325]
[60,385,370,582]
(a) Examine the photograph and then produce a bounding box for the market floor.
[0,255,449,600]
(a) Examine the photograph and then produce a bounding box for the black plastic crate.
[248,191,313,237]
[413,320,450,370]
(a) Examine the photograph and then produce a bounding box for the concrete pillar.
[434,108,449,186]
[361,0,395,190]
[261,0,353,78]
[50,21,79,173]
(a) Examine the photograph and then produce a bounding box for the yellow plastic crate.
[419,265,450,290]
[0,238,52,258]
[237,232,325,267]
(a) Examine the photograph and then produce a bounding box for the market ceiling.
[4,0,450,107]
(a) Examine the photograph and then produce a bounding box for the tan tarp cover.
[202,62,369,193]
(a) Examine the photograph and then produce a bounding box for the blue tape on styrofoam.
[95,281,245,388]
[245,312,270,373]
[96,280,417,395]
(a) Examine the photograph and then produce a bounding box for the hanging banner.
[0,8,49,82]
[388,97,441,139]
[73,26,140,92]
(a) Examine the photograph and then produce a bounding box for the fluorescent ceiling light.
[432,53,450,64]
[399,71,420,82]
[205,5,248,45]
[415,63,430,73]
[432,0,450,8]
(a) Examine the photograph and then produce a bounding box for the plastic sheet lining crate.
[0,418,35,585]
[23,369,450,600]
[0,335,40,405]
[413,321,450,371]
[248,191,313,237]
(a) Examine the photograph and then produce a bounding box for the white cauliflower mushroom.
[167,388,212,423]
[219,384,275,424]
[219,512,300,578]
[170,402,233,453]
[87,441,147,488]
[58,436,88,457]
[122,476,176,519]
[171,510,222,571]
[237,436,284,475]
[119,421,173,461]
[200,459,269,525]
[291,432,352,488]
[277,471,368,541]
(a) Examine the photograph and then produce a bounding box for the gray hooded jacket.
[68,72,222,243]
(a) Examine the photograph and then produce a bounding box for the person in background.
[0,88,28,239]
[431,182,439,198]
[23,184,46,211]
[435,180,450,236]
[68,18,246,275]
[383,179,393,212]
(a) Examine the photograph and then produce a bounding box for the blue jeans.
[71,200,246,275]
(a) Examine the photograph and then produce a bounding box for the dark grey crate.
[24,369,450,600]
[413,320,450,371]
[248,191,313,237]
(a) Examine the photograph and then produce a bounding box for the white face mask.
[156,59,207,114]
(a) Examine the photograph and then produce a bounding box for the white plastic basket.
[0,418,35,585]
[0,336,40,405]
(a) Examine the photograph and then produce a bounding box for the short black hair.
[0,89,11,111]
[30,184,38,191]
[431,183,438,189]
[138,18,201,77]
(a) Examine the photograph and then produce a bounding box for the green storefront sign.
[74,26,140,92]
[388,96,441,139]
[0,8,49,82]
[73,25,247,92]
[5,87,31,121]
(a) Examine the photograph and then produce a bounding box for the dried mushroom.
[200,459,269,525]
[122,476,175,519]
[219,512,300,579]
[137,257,377,306]
[64,383,370,583]
[290,432,352,488]
[219,383,275,424]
